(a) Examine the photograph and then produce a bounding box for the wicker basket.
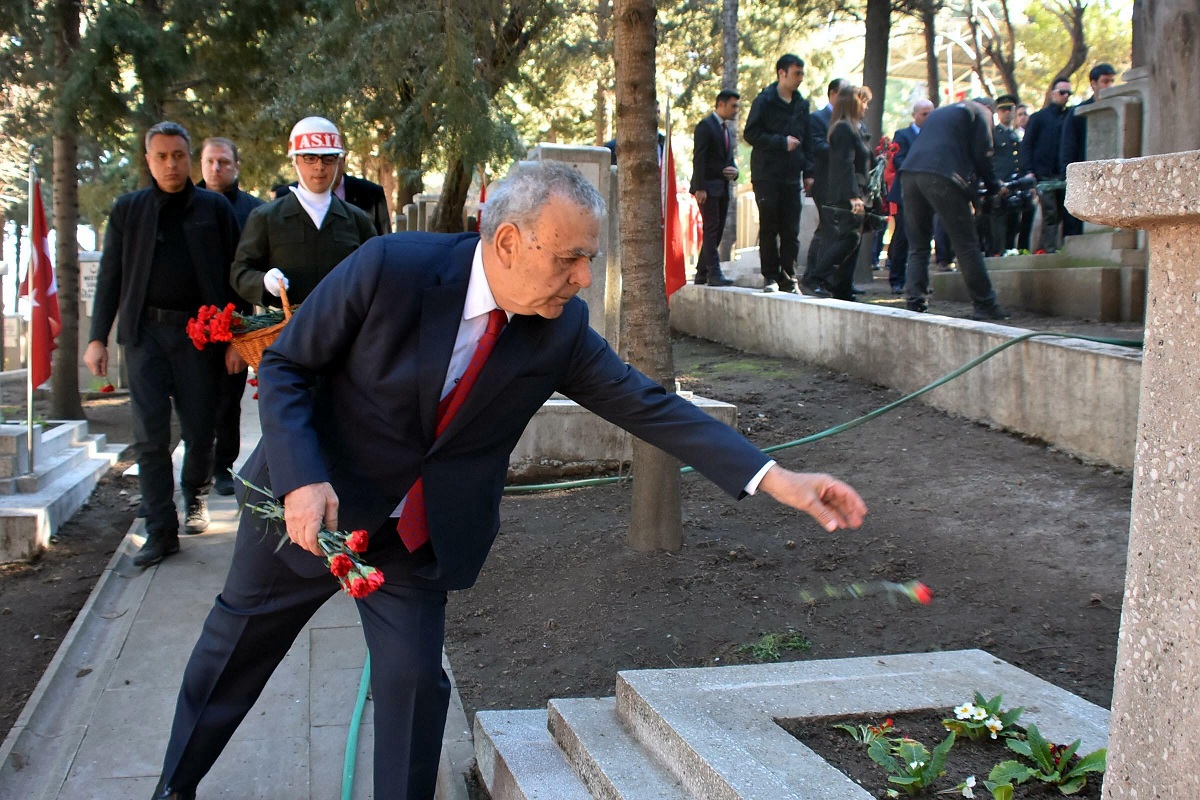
[231,286,293,370]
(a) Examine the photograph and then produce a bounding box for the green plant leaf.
[1068,748,1107,776]
[984,783,1014,800]
[927,732,956,778]
[1006,738,1033,758]
[1058,776,1087,794]
[989,760,1035,785]
[869,738,899,772]
[999,706,1025,727]
[1024,725,1057,772]
[833,723,862,742]
[1058,738,1082,768]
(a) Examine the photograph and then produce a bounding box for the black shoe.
[693,276,707,285]
[151,778,196,799]
[850,285,865,295]
[906,299,928,313]
[213,472,235,496]
[800,280,832,298]
[706,275,734,287]
[133,534,180,568]
[891,285,905,295]
[761,281,777,293]
[184,498,210,534]
[777,278,798,293]
[969,304,1012,321]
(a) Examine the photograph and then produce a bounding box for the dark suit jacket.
[341,174,392,235]
[244,232,769,589]
[91,179,240,347]
[825,122,871,204]
[1059,98,1093,170]
[690,113,736,197]
[902,102,999,195]
[887,125,919,203]
[808,105,834,202]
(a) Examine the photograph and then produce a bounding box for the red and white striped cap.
[287,116,344,157]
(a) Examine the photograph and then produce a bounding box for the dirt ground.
[0,286,1138,756]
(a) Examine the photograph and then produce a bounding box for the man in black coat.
[988,95,1026,255]
[1059,63,1116,236]
[197,136,264,497]
[336,156,392,235]
[744,53,813,293]
[689,89,740,286]
[1020,78,1073,252]
[85,122,242,567]
[900,100,1010,321]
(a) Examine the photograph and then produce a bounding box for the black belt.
[143,306,193,326]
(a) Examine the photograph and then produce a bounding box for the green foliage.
[833,716,894,745]
[1014,0,1132,106]
[737,630,810,661]
[1004,723,1107,794]
[942,691,1023,742]
[867,732,955,795]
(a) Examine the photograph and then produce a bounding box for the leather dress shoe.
[706,275,734,286]
[800,280,832,298]
[133,533,180,568]
[151,780,196,799]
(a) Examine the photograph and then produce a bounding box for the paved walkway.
[0,391,472,800]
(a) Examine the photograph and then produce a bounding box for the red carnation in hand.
[346,577,372,598]
[346,529,369,553]
[366,570,385,591]
[329,553,353,578]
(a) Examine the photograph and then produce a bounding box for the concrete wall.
[670,286,1141,468]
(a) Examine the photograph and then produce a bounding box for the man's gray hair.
[480,161,605,241]
[146,121,191,151]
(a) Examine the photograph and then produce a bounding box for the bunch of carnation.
[187,303,237,349]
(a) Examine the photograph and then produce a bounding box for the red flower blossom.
[912,582,934,605]
[1034,248,1047,255]
[345,577,371,598]
[366,570,385,591]
[248,377,259,387]
[329,553,353,578]
[252,392,259,400]
[98,383,115,393]
[346,529,369,553]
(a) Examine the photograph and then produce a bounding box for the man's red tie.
[723,123,731,155]
[397,308,507,552]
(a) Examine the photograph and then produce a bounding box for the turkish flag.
[19,177,61,389]
[662,140,686,298]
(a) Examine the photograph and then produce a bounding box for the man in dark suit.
[149,161,867,800]
[690,89,740,286]
[85,122,241,566]
[885,99,933,293]
[336,154,393,235]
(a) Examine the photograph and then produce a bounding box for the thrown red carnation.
[913,582,934,605]
[346,529,369,553]
[99,383,115,393]
[329,553,353,578]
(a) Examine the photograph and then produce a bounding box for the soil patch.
[785,709,1103,798]
[445,334,1132,718]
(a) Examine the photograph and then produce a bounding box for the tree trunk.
[0,220,6,370]
[718,0,738,261]
[863,0,890,143]
[432,156,471,232]
[595,0,611,145]
[1131,0,1147,68]
[1048,0,1088,84]
[615,0,682,552]
[51,0,84,419]
[1144,0,1200,155]
[922,3,940,105]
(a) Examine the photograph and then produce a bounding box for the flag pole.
[25,148,36,470]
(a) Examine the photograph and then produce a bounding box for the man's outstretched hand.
[758,465,867,532]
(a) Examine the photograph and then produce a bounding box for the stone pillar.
[1067,151,1200,798]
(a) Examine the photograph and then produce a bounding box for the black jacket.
[887,124,919,203]
[341,174,392,235]
[91,179,240,347]
[1059,98,1093,169]
[901,102,999,195]
[808,105,833,201]
[825,121,871,204]
[1020,103,1070,179]
[743,82,812,185]
[993,125,1022,181]
[690,112,736,197]
[196,179,264,230]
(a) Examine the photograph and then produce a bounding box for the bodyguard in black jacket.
[900,100,1009,320]
[744,53,813,293]
[1020,79,1073,251]
[86,122,241,568]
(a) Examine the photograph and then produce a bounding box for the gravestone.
[1067,150,1200,798]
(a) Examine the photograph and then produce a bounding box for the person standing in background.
[689,89,741,287]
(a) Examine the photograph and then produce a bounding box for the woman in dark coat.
[806,84,873,301]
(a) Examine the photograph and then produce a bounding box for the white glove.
[264,268,289,297]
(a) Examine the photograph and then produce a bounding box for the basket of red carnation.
[187,287,294,370]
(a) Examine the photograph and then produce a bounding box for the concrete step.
[1063,228,1139,261]
[548,697,689,800]
[38,420,88,460]
[474,709,593,800]
[15,444,91,494]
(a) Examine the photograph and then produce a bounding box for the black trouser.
[810,202,863,300]
[804,199,830,284]
[934,215,955,266]
[989,206,1022,255]
[1017,205,1035,251]
[695,192,731,282]
[753,181,802,284]
[212,368,247,479]
[1038,185,1066,252]
[125,318,223,535]
[902,172,998,310]
[160,520,451,799]
[887,204,908,289]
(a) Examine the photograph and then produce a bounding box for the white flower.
[961,774,977,797]
[971,706,988,721]
[910,760,926,770]
[954,703,975,720]
[985,717,1003,738]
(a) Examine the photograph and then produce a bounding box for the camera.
[980,174,1036,214]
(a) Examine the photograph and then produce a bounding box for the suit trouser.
[159,520,451,799]
[212,368,247,478]
[695,193,731,281]
[810,203,863,300]
[753,181,802,284]
[125,320,222,535]
[803,201,831,284]
[903,172,998,310]
[887,205,908,289]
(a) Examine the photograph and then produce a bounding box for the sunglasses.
[299,154,340,165]
[1054,89,1073,96]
